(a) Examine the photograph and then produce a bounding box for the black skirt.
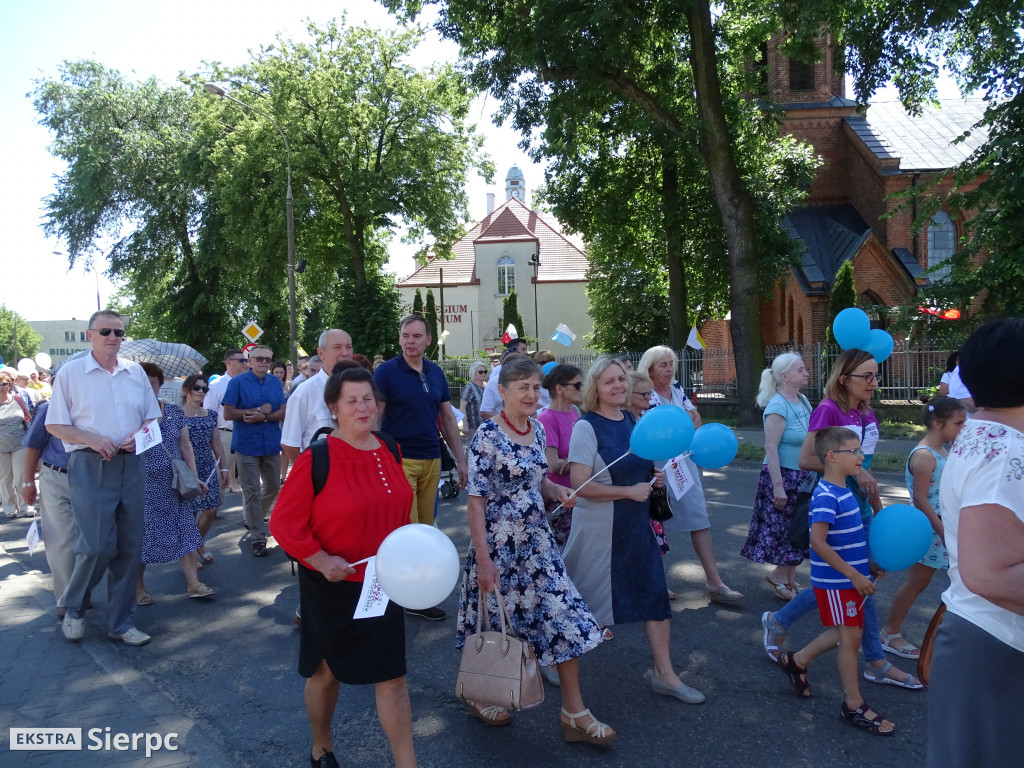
[298,567,406,684]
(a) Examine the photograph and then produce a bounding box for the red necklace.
[500,410,531,436]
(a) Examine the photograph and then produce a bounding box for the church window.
[497,256,515,296]
[927,211,956,282]
[789,59,814,91]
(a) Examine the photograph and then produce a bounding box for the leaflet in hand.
[134,421,162,455]
[664,453,695,500]
[353,556,390,619]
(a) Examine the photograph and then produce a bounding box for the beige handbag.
[455,587,545,711]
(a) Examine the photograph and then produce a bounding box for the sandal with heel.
[561,707,616,745]
[467,701,511,727]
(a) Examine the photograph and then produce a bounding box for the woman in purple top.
[537,364,582,547]
[761,348,922,689]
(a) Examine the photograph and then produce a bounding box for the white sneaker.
[108,627,151,646]
[62,615,85,641]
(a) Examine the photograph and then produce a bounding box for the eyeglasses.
[475,370,487,376]
[94,328,125,337]
[250,356,272,364]
[633,389,652,398]
[418,371,429,393]
[847,373,882,385]
[191,384,210,393]
[832,448,865,459]
[228,357,246,365]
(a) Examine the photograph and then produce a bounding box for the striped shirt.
[809,480,870,589]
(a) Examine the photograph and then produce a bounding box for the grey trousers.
[927,611,1024,767]
[39,464,76,609]
[218,429,237,487]
[63,450,146,634]
[236,453,280,543]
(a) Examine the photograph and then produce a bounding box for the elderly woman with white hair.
[458,361,488,444]
[740,353,811,600]
[637,346,742,603]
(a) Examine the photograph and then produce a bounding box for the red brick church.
[702,35,987,351]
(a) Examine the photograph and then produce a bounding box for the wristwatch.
[22,481,35,488]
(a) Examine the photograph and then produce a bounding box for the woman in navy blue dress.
[563,356,705,705]
[181,374,228,564]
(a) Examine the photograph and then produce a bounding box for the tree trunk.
[662,149,689,349]
[686,0,763,425]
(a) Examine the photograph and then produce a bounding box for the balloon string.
[549,450,632,515]
[858,574,882,610]
[349,556,372,567]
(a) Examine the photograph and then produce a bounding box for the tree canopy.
[33,18,492,364]
[0,307,42,365]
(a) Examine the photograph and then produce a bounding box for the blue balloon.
[689,423,739,469]
[868,504,934,571]
[541,361,558,375]
[864,328,895,363]
[630,405,694,461]
[832,308,871,351]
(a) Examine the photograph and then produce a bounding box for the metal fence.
[439,341,955,405]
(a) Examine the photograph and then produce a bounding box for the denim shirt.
[222,370,285,457]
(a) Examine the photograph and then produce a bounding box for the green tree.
[0,307,43,364]
[424,289,439,360]
[384,0,818,423]
[824,260,857,348]
[412,289,424,319]
[500,291,525,345]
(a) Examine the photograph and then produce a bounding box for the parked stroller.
[438,431,460,500]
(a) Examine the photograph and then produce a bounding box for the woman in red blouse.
[270,366,415,768]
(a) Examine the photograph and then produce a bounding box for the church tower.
[505,166,526,204]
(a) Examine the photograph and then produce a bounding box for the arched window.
[927,211,956,282]
[497,255,515,296]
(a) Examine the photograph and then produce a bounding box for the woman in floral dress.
[456,356,613,745]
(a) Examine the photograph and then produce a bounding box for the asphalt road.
[1,462,939,767]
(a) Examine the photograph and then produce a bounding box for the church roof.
[844,99,989,172]
[397,196,588,287]
[784,205,926,295]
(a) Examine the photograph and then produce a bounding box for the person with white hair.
[740,352,812,600]
[458,361,488,443]
[637,346,742,603]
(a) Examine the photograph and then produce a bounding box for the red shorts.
[814,587,864,628]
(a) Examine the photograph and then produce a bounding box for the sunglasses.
[0,382,10,388]
[94,328,126,337]
[250,356,272,364]
[418,371,429,393]
[633,389,652,398]
[191,384,210,393]
[832,448,865,459]
[228,357,247,364]
[567,381,583,390]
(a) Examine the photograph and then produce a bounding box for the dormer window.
[497,255,515,295]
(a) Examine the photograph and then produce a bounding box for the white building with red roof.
[397,167,593,356]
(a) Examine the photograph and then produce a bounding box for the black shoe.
[252,541,269,558]
[311,751,340,768]
[406,606,447,621]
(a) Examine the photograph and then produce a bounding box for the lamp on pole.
[204,82,298,376]
[527,253,541,351]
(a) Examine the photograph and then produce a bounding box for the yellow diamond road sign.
[242,322,264,343]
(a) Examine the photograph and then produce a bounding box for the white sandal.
[561,707,616,745]
[880,630,921,659]
[467,701,510,727]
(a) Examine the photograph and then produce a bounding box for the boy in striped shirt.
[776,427,895,735]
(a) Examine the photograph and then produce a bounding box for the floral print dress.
[456,419,603,667]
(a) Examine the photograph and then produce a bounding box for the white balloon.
[17,358,36,374]
[34,352,52,369]
[375,524,461,610]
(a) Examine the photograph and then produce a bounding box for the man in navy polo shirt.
[222,345,286,557]
[375,315,467,620]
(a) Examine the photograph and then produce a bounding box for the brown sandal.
[778,651,810,697]
[841,700,896,735]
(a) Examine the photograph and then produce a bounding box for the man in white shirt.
[281,330,353,459]
[204,349,248,493]
[45,310,161,646]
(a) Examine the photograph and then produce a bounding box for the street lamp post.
[527,254,542,351]
[204,83,298,376]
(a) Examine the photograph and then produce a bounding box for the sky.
[0,0,543,321]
